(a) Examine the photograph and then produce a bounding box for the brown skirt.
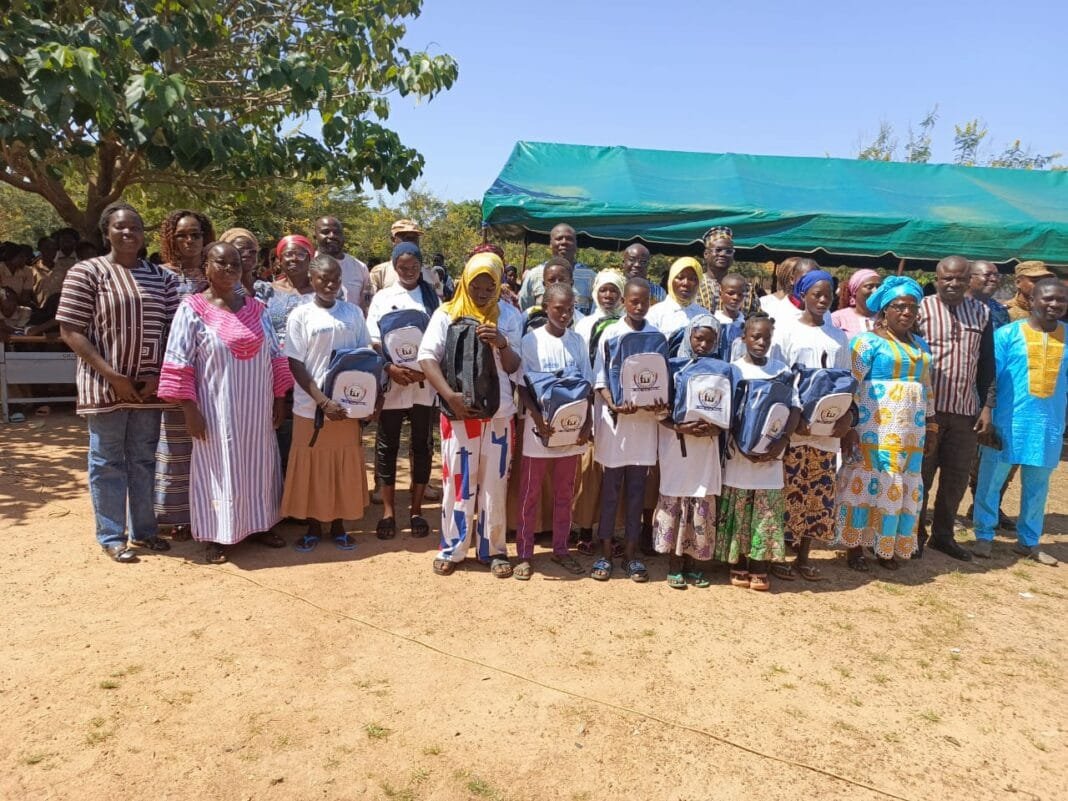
[281,415,369,522]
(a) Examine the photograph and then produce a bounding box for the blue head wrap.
[678,313,721,358]
[391,241,422,263]
[791,269,834,303]
[866,276,923,313]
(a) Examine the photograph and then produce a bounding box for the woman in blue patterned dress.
[834,277,935,571]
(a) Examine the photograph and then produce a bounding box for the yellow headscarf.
[667,257,702,307]
[442,252,503,324]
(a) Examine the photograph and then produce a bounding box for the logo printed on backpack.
[698,387,724,409]
[344,384,367,403]
[635,368,660,389]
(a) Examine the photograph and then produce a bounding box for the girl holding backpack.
[418,251,524,578]
[365,242,440,541]
[281,254,372,552]
[513,283,592,579]
[653,314,726,588]
[715,312,801,591]
[772,270,852,582]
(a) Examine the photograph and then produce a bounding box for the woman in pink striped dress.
[159,242,293,563]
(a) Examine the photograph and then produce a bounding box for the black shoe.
[130,536,171,552]
[998,511,1017,532]
[928,536,973,562]
[102,544,138,563]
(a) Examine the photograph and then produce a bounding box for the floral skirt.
[652,494,717,559]
[783,443,837,543]
[714,486,786,564]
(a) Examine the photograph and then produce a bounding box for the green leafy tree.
[0,1,458,239]
[952,119,988,166]
[904,106,938,164]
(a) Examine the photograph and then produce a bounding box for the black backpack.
[587,315,619,367]
[440,316,500,419]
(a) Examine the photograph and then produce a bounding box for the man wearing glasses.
[620,243,665,303]
[917,255,996,561]
[695,227,760,316]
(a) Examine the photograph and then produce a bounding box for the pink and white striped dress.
[159,294,293,544]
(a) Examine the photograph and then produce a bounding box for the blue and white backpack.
[523,366,592,448]
[793,352,857,437]
[730,370,795,456]
[378,308,430,389]
[311,347,388,444]
[669,355,734,429]
[604,328,669,407]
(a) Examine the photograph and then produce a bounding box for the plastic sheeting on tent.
[482,141,1068,269]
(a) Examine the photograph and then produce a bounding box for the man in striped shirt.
[695,226,761,316]
[917,255,996,561]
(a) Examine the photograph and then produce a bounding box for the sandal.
[251,531,286,548]
[169,525,192,542]
[376,517,396,540]
[770,562,797,581]
[409,515,430,539]
[333,532,357,551]
[667,571,687,589]
[749,573,770,592]
[513,561,532,581]
[797,564,824,581]
[489,556,513,579]
[550,554,586,575]
[293,534,319,553]
[102,544,137,563]
[847,553,870,572]
[591,558,612,581]
[205,543,227,564]
[877,556,900,571]
[730,570,751,588]
[623,559,649,583]
[432,557,455,576]
[576,540,596,556]
[130,536,171,552]
[611,540,625,559]
[684,571,712,588]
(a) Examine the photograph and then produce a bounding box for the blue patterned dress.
[834,332,934,558]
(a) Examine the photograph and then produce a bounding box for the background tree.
[0,0,458,239]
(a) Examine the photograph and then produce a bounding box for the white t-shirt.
[366,283,437,410]
[417,301,522,418]
[372,259,443,298]
[657,422,722,498]
[646,298,711,338]
[761,294,801,324]
[518,326,594,459]
[335,253,371,308]
[284,299,371,419]
[591,317,661,468]
[723,355,800,490]
[773,316,851,453]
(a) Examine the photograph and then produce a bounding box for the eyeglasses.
[885,302,918,313]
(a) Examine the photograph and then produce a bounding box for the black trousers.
[920,412,977,541]
[375,404,435,486]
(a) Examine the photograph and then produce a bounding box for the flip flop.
[770,563,798,581]
[376,517,396,540]
[409,515,430,539]
[333,532,357,550]
[684,571,712,588]
[667,571,687,589]
[513,561,533,581]
[550,554,586,574]
[432,557,455,576]
[797,564,825,581]
[293,534,319,553]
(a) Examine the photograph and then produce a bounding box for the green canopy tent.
[482,141,1068,272]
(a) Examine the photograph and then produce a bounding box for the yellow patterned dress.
[834,332,934,558]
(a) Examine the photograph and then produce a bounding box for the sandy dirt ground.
[1,411,1066,801]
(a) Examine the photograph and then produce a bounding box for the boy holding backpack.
[418,252,523,578]
[366,242,440,541]
[591,278,670,582]
[513,283,592,579]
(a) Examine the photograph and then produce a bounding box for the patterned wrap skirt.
[783,443,838,543]
[715,486,786,564]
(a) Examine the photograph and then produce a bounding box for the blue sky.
[362,0,1067,202]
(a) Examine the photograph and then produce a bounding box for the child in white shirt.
[653,314,725,589]
[513,284,592,579]
[591,278,669,583]
[715,312,801,591]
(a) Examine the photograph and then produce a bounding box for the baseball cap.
[391,219,423,236]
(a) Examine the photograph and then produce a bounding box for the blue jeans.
[86,409,163,547]
[974,446,1052,549]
